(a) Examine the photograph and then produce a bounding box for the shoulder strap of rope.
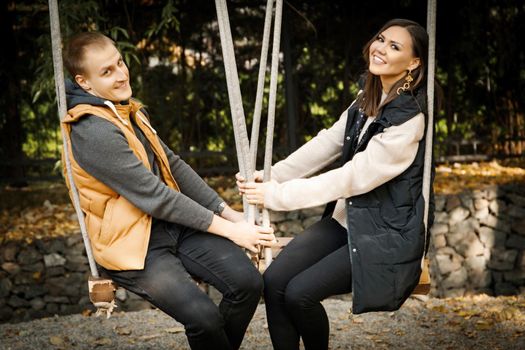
[48,0,116,318]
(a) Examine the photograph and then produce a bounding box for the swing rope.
[411,0,437,294]
[261,0,284,269]
[249,0,274,169]
[214,0,256,226]
[48,0,116,317]
[422,0,437,263]
[215,0,283,268]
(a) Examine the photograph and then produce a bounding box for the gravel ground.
[1,295,524,350]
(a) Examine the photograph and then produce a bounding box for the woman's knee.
[284,281,314,312]
[263,262,289,298]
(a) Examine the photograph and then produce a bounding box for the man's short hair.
[63,32,115,77]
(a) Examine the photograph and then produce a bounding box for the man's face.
[75,43,132,102]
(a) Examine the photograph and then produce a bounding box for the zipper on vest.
[354,120,379,154]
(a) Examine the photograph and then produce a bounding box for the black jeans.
[104,221,263,350]
[263,218,352,350]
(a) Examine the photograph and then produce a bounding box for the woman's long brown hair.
[357,19,429,116]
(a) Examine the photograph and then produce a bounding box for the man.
[62,32,274,350]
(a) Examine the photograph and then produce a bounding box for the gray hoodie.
[66,80,224,232]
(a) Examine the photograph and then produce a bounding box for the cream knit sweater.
[265,103,425,229]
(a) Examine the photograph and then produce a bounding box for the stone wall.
[0,234,151,324]
[428,184,525,297]
[1,184,524,323]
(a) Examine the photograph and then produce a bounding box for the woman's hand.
[236,170,264,194]
[240,182,267,206]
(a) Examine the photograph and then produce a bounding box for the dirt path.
[1,295,524,349]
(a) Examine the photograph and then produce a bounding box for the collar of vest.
[376,88,426,127]
[64,98,144,126]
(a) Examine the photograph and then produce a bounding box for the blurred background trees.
[1,0,523,182]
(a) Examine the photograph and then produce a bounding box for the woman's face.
[368,25,420,91]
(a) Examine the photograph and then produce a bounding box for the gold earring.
[396,70,414,95]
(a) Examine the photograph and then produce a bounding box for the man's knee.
[240,266,264,296]
[228,265,263,301]
[185,302,225,335]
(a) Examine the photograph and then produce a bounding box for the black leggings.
[263,218,352,350]
[104,221,262,350]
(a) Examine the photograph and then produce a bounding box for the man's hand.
[207,215,275,253]
[228,221,275,253]
[221,204,245,223]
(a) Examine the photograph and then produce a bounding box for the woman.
[238,19,435,350]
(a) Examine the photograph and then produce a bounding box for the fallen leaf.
[464,330,477,338]
[457,310,479,319]
[93,337,112,346]
[497,307,521,321]
[49,336,64,346]
[138,334,162,341]
[82,309,92,317]
[446,319,461,326]
[352,317,364,324]
[431,305,448,313]
[475,320,493,330]
[165,327,184,334]
[115,326,132,336]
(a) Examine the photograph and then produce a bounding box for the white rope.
[249,0,274,169]
[261,0,283,269]
[422,0,437,266]
[215,0,284,268]
[48,0,99,277]
[215,0,256,223]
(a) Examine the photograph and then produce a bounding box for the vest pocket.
[366,207,390,232]
[380,205,413,231]
[379,179,414,230]
[100,198,116,244]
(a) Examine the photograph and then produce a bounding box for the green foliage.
[145,0,180,39]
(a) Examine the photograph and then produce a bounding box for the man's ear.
[408,57,421,72]
[75,74,91,91]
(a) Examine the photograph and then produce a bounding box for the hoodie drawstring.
[103,100,129,126]
[136,111,158,135]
